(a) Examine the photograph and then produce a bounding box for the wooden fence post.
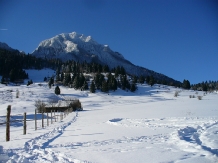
[23,112,26,135]
[42,111,44,128]
[47,112,49,126]
[51,110,53,124]
[35,109,37,130]
[6,105,11,142]
[54,110,56,122]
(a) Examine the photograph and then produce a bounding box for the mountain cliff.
[32,32,180,84]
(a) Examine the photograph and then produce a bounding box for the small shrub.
[189,95,192,98]
[35,99,46,113]
[16,89,19,98]
[174,91,179,97]
[69,100,83,111]
[197,96,202,100]
[192,95,195,98]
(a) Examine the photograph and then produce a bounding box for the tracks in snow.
[6,111,89,163]
[170,120,218,162]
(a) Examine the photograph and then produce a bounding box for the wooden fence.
[2,105,73,142]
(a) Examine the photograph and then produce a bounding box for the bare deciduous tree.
[35,99,46,113]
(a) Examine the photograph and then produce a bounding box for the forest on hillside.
[1,48,217,93]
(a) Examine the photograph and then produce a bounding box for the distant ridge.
[0,42,16,51]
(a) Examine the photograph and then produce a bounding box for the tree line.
[2,48,208,93]
[191,80,218,92]
[0,49,62,83]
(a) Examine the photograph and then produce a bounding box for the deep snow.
[0,69,217,163]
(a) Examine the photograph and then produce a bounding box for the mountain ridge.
[0,42,17,51]
[32,32,180,84]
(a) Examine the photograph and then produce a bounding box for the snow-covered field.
[0,69,217,163]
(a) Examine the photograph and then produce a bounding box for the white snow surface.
[0,69,218,163]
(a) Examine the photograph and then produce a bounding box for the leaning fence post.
[23,112,26,135]
[35,109,37,130]
[6,105,11,142]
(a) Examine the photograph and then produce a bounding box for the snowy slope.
[0,69,217,163]
[32,32,179,84]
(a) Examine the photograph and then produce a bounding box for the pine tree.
[55,86,61,95]
[82,81,89,90]
[120,66,126,75]
[202,83,207,92]
[130,83,137,92]
[90,81,96,93]
[79,74,85,88]
[149,76,155,87]
[101,80,109,92]
[48,77,54,88]
[111,78,118,91]
[139,75,145,84]
[146,76,150,84]
[73,76,80,89]
[64,73,71,86]
[133,76,138,84]
[9,69,16,82]
[1,76,5,84]
[183,79,191,89]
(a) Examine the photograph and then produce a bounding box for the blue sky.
[0,0,217,84]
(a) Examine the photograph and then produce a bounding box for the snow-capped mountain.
[32,32,179,83]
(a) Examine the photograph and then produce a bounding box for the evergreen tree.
[63,73,71,86]
[101,80,109,92]
[90,81,96,93]
[9,69,16,82]
[130,83,137,92]
[79,73,85,88]
[133,76,138,84]
[146,76,150,84]
[55,86,61,95]
[1,76,5,84]
[103,65,109,72]
[82,81,89,90]
[149,75,155,87]
[60,72,64,81]
[120,66,126,75]
[73,75,80,89]
[111,77,118,91]
[115,66,120,77]
[139,75,145,84]
[202,83,208,92]
[117,79,121,88]
[183,79,191,89]
[48,77,54,88]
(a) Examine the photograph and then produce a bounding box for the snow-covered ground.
[0,69,217,163]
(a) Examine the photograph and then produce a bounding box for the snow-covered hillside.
[0,69,217,163]
[31,32,179,84]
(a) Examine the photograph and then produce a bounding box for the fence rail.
[2,105,72,142]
